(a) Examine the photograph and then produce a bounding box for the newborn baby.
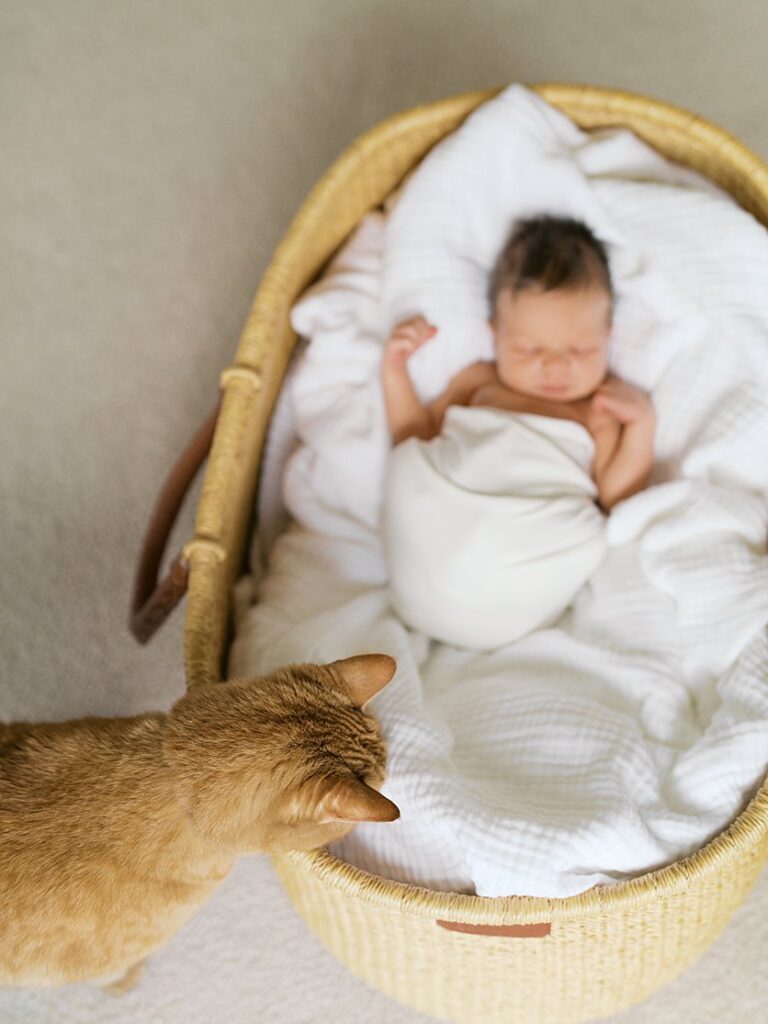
[380,215,656,650]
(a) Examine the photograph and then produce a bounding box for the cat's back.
[0,713,164,818]
[0,713,171,886]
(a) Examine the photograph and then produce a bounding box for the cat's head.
[162,654,400,855]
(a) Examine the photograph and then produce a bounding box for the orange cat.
[0,654,399,991]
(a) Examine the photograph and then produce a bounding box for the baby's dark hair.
[487,215,613,315]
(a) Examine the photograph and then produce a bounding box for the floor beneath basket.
[2,2,766,1022]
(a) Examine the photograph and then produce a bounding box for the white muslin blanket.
[229,85,768,899]
[383,407,607,649]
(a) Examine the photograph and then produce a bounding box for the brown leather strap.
[129,401,221,644]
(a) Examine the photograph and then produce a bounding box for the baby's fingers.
[392,327,438,353]
[596,380,625,399]
[392,316,437,339]
[594,393,622,412]
[593,395,622,419]
[392,326,434,343]
[595,394,638,425]
[388,337,416,355]
[409,314,437,334]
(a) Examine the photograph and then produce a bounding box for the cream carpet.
[1,1,766,1021]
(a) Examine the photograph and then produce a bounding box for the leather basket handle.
[129,401,221,644]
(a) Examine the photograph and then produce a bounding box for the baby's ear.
[327,654,397,707]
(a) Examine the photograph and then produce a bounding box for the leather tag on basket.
[436,920,551,937]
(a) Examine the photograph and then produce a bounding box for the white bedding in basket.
[228,85,768,899]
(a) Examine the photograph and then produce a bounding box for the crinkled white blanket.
[229,85,768,898]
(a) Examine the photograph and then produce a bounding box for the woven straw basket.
[161,84,768,1024]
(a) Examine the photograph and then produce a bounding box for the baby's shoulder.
[445,361,498,407]
[428,361,498,422]
[447,360,498,392]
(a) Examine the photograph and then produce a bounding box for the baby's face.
[490,285,612,402]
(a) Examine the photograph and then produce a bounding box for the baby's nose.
[542,351,569,371]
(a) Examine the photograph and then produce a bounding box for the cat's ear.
[313,775,400,824]
[328,654,397,707]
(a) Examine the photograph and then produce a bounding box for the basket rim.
[264,82,768,923]
[281,778,768,923]
[256,80,768,299]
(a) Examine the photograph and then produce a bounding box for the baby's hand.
[585,401,617,437]
[591,375,655,428]
[384,315,438,368]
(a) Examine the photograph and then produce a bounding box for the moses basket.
[134,84,768,1024]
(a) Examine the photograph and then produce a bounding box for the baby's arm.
[589,377,656,512]
[381,316,436,443]
[381,316,494,445]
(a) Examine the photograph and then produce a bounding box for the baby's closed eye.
[510,345,598,358]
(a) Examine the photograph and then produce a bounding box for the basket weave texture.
[182,84,768,1024]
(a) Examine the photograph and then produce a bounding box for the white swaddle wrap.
[383,405,607,649]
